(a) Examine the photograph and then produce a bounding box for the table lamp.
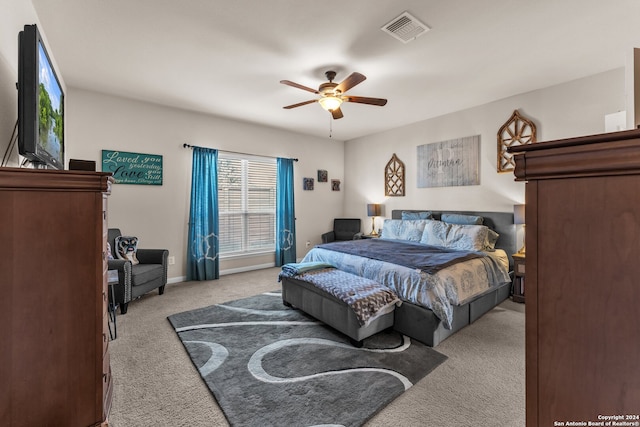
[367,203,382,236]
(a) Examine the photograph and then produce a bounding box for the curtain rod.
[183,143,298,162]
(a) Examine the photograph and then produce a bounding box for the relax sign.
[101,150,163,185]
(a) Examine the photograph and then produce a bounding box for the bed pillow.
[445,224,497,251]
[401,211,433,220]
[441,213,484,225]
[420,220,450,247]
[380,219,431,242]
[486,229,499,250]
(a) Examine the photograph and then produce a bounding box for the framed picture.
[331,179,341,191]
[317,169,328,182]
[417,135,480,188]
[102,150,163,185]
[303,177,314,190]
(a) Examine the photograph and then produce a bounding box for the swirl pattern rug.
[167,291,447,427]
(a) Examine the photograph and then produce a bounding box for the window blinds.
[218,154,276,256]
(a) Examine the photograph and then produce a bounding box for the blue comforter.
[303,240,510,329]
[317,239,481,274]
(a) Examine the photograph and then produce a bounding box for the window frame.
[217,152,277,259]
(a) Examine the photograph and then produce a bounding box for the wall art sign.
[417,135,480,188]
[101,150,163,185]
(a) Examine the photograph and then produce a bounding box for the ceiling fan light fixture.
[318,96,343,111]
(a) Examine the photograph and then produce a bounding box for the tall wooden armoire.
[510,129,640,426]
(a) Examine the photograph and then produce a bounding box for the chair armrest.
[108,259,131,271]
[136,249,169,265]
[321,231,335,244]
[107,259,133,304]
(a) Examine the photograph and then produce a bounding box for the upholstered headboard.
[391,209,516,270]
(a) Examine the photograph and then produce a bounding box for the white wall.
[0,0,627,283]
[343,68,625,231]
[0,0,37,167]
[66,89,345,281]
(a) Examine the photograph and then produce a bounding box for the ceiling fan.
[280,71,387,119]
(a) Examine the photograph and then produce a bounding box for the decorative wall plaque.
[417,135,480,188]
[101,150,163,185]
[385,153,405,196]
[497,110,537,173]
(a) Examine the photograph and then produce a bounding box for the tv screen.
[18,24,65,170]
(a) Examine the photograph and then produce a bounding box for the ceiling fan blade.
[344,96,387,106]
[331,107,344,120]
[335,72,366,94]
[280,80,319,94]
[283,99,317,109]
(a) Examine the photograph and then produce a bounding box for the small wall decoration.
[303,177,314,190]
[331,179,341,191]
[385,153,405,196]
[417,135,480,188]
[317,169,328,182]
[497,109,537,173]
[101,150,163,185]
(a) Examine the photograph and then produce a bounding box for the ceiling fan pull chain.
[330,114,335,138]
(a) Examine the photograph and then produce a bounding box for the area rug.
[167,291,447,427]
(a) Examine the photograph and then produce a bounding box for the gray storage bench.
[281,269,397,346]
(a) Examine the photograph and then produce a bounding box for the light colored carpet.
[108,267,525,427]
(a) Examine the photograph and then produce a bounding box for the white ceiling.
[31,0,640,141]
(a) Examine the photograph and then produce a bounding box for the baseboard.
[220,262,275,276]
[167,262,276,284]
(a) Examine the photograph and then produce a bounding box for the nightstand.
[512,253,525,303]
[361,234,379,239]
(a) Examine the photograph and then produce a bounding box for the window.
[217,153,276,257]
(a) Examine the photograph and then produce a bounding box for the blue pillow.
[441,213,483,225]
[401,211,433,220]
[380,219,431,242]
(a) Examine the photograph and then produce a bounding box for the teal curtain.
[276,158,296,266]
[187,147,219,280]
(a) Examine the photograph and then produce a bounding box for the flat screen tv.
[18,24,65,170]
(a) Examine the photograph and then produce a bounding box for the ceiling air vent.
[381,11,430,44]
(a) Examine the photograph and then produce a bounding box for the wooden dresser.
[0,167,114,426]
[510,129,640,426]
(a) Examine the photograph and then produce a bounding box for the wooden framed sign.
[417,135,480,188]
[101,150,163,185]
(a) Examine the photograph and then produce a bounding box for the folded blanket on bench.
[290,267,401,327]
[278,261,335,281]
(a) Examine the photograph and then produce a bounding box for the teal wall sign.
[101,150,163,185]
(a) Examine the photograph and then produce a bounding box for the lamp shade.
[367,203,381,217]
[514,204,525,225]
[318,96,343,111]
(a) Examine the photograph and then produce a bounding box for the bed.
[300,210,515,346]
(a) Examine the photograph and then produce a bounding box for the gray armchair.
[321,218,362,243]
[108,228,169,314]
